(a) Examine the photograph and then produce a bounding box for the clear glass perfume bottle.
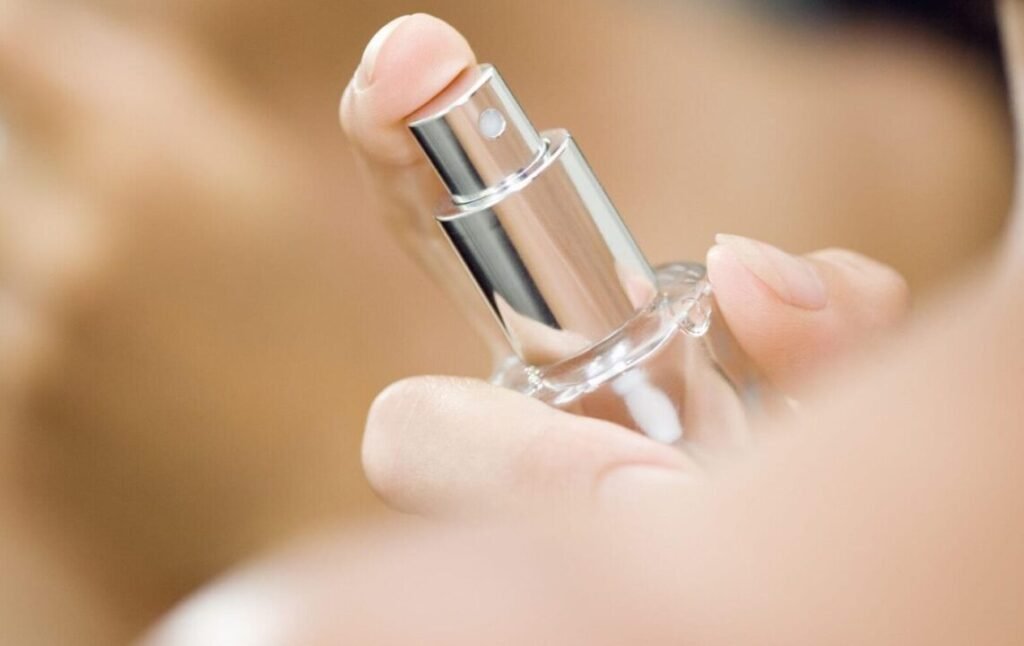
[407,65,782,452]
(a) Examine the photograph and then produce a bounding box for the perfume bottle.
[407,65,781,451]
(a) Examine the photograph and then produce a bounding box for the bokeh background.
[0,0,1013,643]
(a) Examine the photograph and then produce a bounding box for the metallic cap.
[408,65,658,367]
[409,65,546,204]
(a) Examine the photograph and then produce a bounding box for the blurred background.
[0,0,1012,643]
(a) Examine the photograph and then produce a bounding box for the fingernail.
[355,15,411,92]
[714,234,828,310]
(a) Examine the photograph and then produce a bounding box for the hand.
[339,14,909,517]
[145,12,1024,646]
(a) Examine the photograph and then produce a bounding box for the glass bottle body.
[492,263,778,452]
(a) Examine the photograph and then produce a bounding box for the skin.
[0,0,1014,643]
[145,7,1024,645]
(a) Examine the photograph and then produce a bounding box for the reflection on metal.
[409,65,657,366]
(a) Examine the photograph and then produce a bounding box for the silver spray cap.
[408,65,658,366]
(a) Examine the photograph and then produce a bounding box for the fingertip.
[363,376,502,508]
[343,13,476,157]
[713,234,828,310]
[707,243,828,384]
[708,240,910,386]
[363,376,448,499]
[706,243,777,315]
[365,376,493,437]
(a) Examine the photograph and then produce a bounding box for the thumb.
[707,234,909,389]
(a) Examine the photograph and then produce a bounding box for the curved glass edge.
[491,262,714,405]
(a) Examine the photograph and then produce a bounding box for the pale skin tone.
[144,6,1024,645]
[0,1,1016,643]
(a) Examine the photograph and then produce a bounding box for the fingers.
[361,236,909,520]
[362,376,690,517]
[707,235,909,388]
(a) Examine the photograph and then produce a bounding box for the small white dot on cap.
[478,108,507,140]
